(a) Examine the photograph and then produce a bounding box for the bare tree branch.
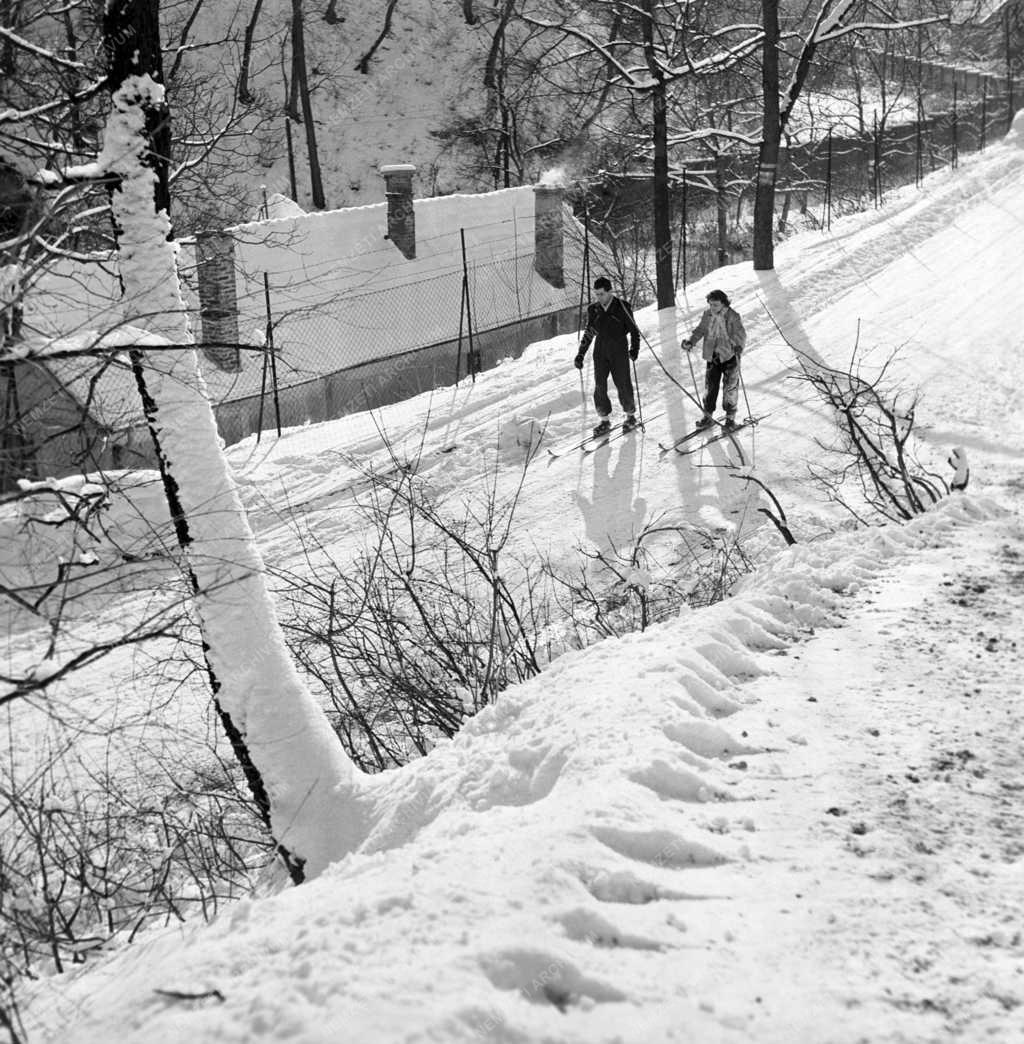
[0,78,108,126]
[0,24,85,71]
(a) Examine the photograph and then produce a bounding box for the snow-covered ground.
[12,118,1024,1044]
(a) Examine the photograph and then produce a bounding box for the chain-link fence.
[593,81,1018,305]
[210,247,589,447]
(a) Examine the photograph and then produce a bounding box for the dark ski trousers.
[593,344,635,418]
[703,356,740,418]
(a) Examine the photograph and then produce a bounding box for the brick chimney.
[533,185,564,288]
[380,164,417,259]
[195,231,241,372]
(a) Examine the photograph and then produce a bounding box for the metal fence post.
[259,273,281,439]
[675,166,688,290]
[926,99,935,174]
[824,128,833,229]
[1007,7,1016,132]
[872,110,881,207]
[951,82,959,170]
[981,84,988,151]
[915,96,923,187]
[456,228,479,383]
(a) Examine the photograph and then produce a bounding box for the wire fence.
[599,85,1018,305]
[208,247,587,447]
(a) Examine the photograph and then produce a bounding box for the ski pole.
[579,367,586,413]
[630,354,645,429]
[739,361,754,424]
[684,345,702,405]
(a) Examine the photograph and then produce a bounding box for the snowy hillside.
[176,0,494,216]
[170,1,944,220]
[13,114,1024,1044]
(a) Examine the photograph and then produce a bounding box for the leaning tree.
[1,0,369,882]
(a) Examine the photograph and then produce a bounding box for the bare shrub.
[276,445,551,772]
[0,951,26,1044]
[1,469,186,706]
[730,472,797,546]
[796,349,953,524]
[0,736,272,980]
[274,433,782,774]
[545,516,759,646]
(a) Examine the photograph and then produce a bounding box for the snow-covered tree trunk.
[101,0,364,881]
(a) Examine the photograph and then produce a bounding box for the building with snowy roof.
[2,172,608,486]
[195,169,602,444]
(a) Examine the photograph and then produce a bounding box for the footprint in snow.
[553,906,666,951]
[662,719,762,760]
[477,946,627,1009]
[589,824,729,870]
[629,759,733,804]
[579,866,720,905]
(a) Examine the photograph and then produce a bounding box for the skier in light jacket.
[681,289,747,430]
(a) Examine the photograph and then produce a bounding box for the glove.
[573,353,585,370]
[681,339,693,351]
[629,346,639,362]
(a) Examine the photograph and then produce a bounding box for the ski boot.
[722,415,738,432]
[592,418,612,437]
[621,414,638,434]
[695,414,714,431]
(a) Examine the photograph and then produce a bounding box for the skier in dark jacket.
[681,288,747,431]
[574,276,641,436]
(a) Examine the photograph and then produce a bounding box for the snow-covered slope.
[222,119,1024,582]
[17,114,1024,1044]
[25,491,1024,1044]
[177,0,493,216]
[172,2,932,220]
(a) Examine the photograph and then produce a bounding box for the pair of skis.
[658,417,759,457]
[546,412,663,460]
[547,413,757,461]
